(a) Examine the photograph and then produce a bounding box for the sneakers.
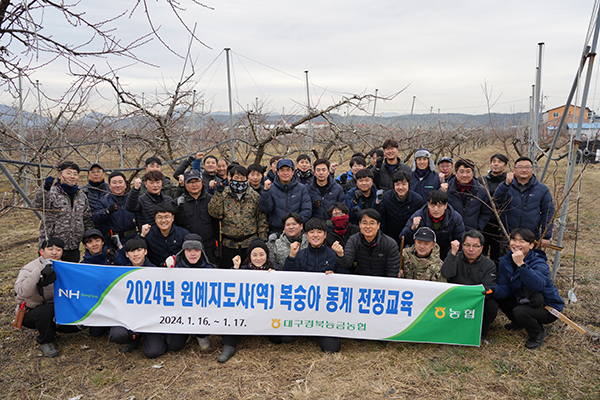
[504,322,524,331]
[40,342,59,358]
[218,345,236,363]
[197,336,210,350]
[525,328,547,349]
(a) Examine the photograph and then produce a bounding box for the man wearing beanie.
[33,161,94,262]
[410,149,440,200]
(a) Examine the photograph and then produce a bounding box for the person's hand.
[511,250,525,267]
[438,172,445,184]
[329,162,338,174]
[331,241,344,257]
[178,175,184,186]
[289,241,300,258]
[133,178,142,190]
[209,180,217,190]
[483,287,495,295]
[196,152,205,159]
[398,269,404,278]
[106,203,118,215]
[505,172,514,185]
[106,248,117,264]
[164,255,176,268]
[39,261,57,287]
[232,255,241,269]
[263,179,272,191]
[176,196,185,206]
[440,182,448,193]
[141,224,151,237]
[540,239,550,248]
[325,270,334,275]
[450,240,461,255]
[411,216,422,230]
[216,183,225,193]
[44,177,55,191]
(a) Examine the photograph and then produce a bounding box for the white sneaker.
[197,336,210,350]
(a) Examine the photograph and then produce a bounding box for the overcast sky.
[5,0,600,116]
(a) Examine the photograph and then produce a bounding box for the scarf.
[60,183,79,195]
[331,215,350,236]
[428,209,445,223]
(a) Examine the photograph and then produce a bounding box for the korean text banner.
[53,261,484,346]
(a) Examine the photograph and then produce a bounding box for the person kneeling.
[283,218,345,353]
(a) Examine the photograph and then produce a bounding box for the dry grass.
[1,144,600,400]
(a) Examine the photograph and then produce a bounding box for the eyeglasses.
[156,215,173,221]
[360,220,378,227]
[462,244,482,249]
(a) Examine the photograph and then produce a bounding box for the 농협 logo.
[271,319,281,329]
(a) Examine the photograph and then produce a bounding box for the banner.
[53,261,484,346]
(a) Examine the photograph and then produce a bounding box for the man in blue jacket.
[93,172,137,247]
[494,157,555,247]
[410,148,440,200]
[307,158,345,228]
[259,159,312,233]
[489,228,564,349]
[344,168,382,225]
[140,203,190,266]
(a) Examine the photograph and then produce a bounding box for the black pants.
[109,326,139,345]
[498,297,557,338]
[22,304,80,344]
[220,245,248,269]
[482,296,499,337]
[142,333,188,359]
[482,222,509,264]
[61,249,81,263]
[204,240,218,265]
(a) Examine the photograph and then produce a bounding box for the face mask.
[230,179,248,194]
[331,215,350,231]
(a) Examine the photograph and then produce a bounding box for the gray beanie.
[182,233,204,251]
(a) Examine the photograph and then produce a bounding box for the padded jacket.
[284,244,344,273]
[337,231,400,277]
[259,175,312,231]
[410,168,440,200]
[441,252,498,289]
[446,179,492,231]
[93,193,137,237]
[306,176,345,222]
[142,224,190,267]
[174,187,217,243]
[344,186,380,225]
[374,158,411,192]
[125,187,175,231]
[492,249,564,311]
[375,189,425,248]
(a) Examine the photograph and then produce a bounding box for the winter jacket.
[374,158,411,192]
[325,224,360,248]
[142,224,190,267]
[337,231,400,277]
[441,251,497,289]
[344,186,380,225]
[139,176,183,199]
[125,187,175,231]
[400,204,465,260]
[175,187,217,244]
[208,186,268,249]
[192,158,222,195]
[173,247,216,269]
[402,244,444,281]
[446,179,492,232]
[306,176,345,222]
[93,193,137,238]
[268,233,309,268]
[81,181,110,213]
[81,246,113,265]
[14,256,53,310]
[33,185,94,251]
[294,169,314,185]
[259,175,312,231]
[492,249,564,311]
[410,168,440,200]
[482,171,507,227]
[284,244,344,273]
[375,189,425,248]
[494,175,555,240]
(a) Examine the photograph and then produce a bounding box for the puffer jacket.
[410,168,440,200]
[268,233,309,268]
[441,251,497,289]
[400,204,465,260]
[14,257,53,310]
[208,186,268,249]
[125,187,175,231]
[94,192,137,237]
[142,224,190,267]
[337,231,400,277]
[494,175,555,240]
[375,189,425,248]
[81,181,110,213]
[175,187,217,243]
[493,249,564,311]
[325,224,360,248]
[306,176,345,222]
[344,186,380,225]
[139,176,183,199]
[259,175,312,231]
[446,179,492,231]
[284,244,344,273]
[374,158,411,192]
[33,185,94,251]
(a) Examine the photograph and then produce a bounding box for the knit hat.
[412,148,436,172]
[247,238,269,259]
[182,233,204,251]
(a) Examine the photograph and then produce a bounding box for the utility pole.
[305,71,313,151]
[530,43,544,171]
[410,96,416,116]
[225,48,235,161]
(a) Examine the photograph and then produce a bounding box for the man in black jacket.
[125,170,175,231]
[373,139,411,192]
[335,209,400,277]
[482,153,509,263]
[441,230,498,341]
[174,169,218,264]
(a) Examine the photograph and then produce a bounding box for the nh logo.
[58,289,80,299]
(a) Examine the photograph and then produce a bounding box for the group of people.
[14,138,564,362]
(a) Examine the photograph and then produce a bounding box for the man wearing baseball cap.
[81,162,110,213]
[437,157,454,184]
[400,227,444,281]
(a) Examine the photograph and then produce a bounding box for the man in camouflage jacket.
[207,165,268,269]
[401,227,444,281]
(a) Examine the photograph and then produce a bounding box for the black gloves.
[39,261,57,287]
[44,177,55,191]
[106,248,117,264]
[106,203,118,215]
[216,183,225,193]
[339,174,348,185]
